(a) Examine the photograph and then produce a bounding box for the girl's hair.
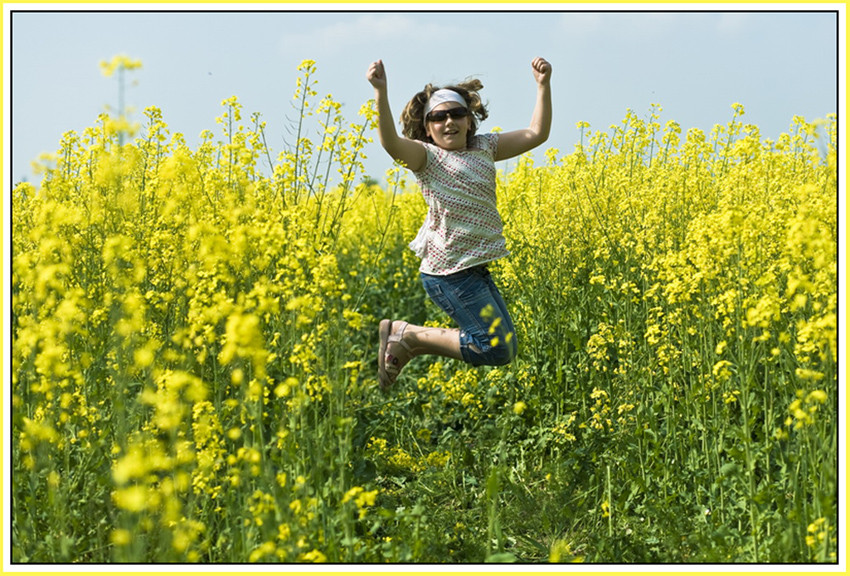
[400,78,488,147]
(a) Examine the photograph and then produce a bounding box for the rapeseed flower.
[11,57,836,563]
[99,54,142,77]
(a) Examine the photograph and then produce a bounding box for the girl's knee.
[483,333,518,366]
[461,324,518,366]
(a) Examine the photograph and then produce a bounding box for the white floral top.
[410,133,509,276]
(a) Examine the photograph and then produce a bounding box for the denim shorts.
[420,265,518,366]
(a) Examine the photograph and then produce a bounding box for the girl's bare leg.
[403,324,463,360]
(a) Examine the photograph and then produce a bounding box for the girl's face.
[425,102,470,151]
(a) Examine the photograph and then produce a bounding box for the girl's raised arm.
[367,60,427,172]
[494,57,553,162]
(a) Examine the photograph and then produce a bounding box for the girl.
[366,57,552,390]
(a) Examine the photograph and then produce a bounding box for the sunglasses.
[426,107,469,123]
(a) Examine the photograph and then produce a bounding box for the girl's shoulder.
[471,132,499,154]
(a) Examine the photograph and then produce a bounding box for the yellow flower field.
[12,60,837,563]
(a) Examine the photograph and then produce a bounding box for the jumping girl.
[366,57,552,390]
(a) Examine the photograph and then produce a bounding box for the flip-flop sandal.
[378,320,412,390]
[378,319,392,389]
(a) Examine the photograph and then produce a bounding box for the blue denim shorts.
[420,265,518,366]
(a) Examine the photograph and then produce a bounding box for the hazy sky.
[7,6,841,185]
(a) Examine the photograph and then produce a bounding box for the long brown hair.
[400,79,489,147]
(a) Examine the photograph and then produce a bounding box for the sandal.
[378,319,412,390]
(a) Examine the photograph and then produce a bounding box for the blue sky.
[7,7,842,185]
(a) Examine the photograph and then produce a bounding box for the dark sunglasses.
[426,107,469,123]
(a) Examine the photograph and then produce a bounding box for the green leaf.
[485,552,517,563]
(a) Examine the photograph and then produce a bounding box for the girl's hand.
[367,59,387,90]
[531,57,552,85]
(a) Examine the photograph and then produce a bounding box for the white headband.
[424,89,468,120]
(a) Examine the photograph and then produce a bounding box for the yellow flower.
[298,59,317,71]
[712,360,733,383]
[110,529,132,547]
[10,55,837,564]
[248,541,276,563]
[99,53,142,77]
[298,548,327,563]
[342,486,363,504]
[550,539,583,563]
[112,445,148,485]
[796,368,825,381]
[112,485,155,512]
